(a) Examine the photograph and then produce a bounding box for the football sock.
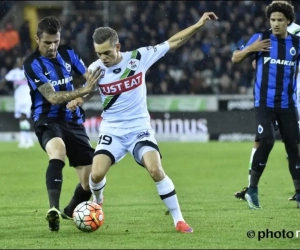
[25,131,33,145]
[294,180,300,195]
[249,170,262,189]
[248,148,257,186]
[19,120,32,146]
[156,175,184,226]
[46,159,65,209]
[64,183,92,217]
[89,174,106,204]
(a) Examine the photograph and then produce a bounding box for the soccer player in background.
[67,12,218,233]
[3,57,34,148]
[234,0,300,202]
[232,1,300,209]
[23,16,101,231]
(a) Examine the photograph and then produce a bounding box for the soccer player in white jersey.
[4,57,34,148]
[234,0,300,202]
[67,11,218,233]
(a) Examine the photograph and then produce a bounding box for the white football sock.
[19,131,26,146]
[25,131,34,145]
[89,174,106,204]
[156,175,184,226]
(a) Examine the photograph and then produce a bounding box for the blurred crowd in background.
[1,1,300,96]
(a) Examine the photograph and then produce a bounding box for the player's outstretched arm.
[167,12,218,50]
[38,67,101,105]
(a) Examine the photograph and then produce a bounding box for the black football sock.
[46,159,65,209]
[64,183,92,217]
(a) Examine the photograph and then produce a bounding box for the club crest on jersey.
[65,62,71,72]
[258,125,263,134]
[290,47,296,56]
[127,59,140,71]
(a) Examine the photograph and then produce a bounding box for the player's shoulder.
[288,22,300,36]
[88,59,102,70]
[257,30,272,38]
[58,44,75,52]
[23,49,40,66]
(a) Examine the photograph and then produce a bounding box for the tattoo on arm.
[176,33,195,47]
[38,83,87,105]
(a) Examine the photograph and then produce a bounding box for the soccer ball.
[73,201,104,232]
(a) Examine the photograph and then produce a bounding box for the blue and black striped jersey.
[239,30,300,108]
[23,45,86,123]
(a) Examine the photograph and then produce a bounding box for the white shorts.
[94,128,160,166]
[14,85,31,119]
[14,101,31,119]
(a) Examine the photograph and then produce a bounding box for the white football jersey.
[5,67,31,102]
[288,22,300,36]
[88,41,170,131]
[288,23,300,89]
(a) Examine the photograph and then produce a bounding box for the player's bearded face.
[270,12,289,37]
[36,32,60,59]
[94,40,121,67]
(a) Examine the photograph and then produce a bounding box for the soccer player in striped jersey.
[68,12,218,233]
[234,0,300,203]
[23,16,101,231]
[232,1,300,209]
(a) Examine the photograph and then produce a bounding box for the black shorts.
[254,119,278,142]
[254,107,300,144]
[34,119,94,167]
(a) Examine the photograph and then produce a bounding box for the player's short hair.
[92,27,119,46]
[266,1,295,25]
[37,16,61,38]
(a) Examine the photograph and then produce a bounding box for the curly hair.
[266,1,295,25]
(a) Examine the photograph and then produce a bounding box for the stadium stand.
[1,1,300,95]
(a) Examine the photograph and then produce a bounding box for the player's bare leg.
[142,150,193,233]
[18,114,33,148]
[89,154,111,206]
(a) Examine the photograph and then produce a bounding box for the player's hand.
[85,66,101,92]
[196,12,218,27]
[249,35,271,52]
[252,60,256,70]
[66,97,83,111]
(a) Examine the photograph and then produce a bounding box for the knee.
[145,161,165,182]
[259,137,275,151]
[91,155,110,183]
[285,141,299,156]
[46,139,66,160]
[91,170,105,183]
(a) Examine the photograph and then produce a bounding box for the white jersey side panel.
[288,23,300,90]
[5,68,31,103]
[89,41,170,132]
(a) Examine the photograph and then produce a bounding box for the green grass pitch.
[0,141,299,249]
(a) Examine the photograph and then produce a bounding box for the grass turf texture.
[0,141,299,249]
